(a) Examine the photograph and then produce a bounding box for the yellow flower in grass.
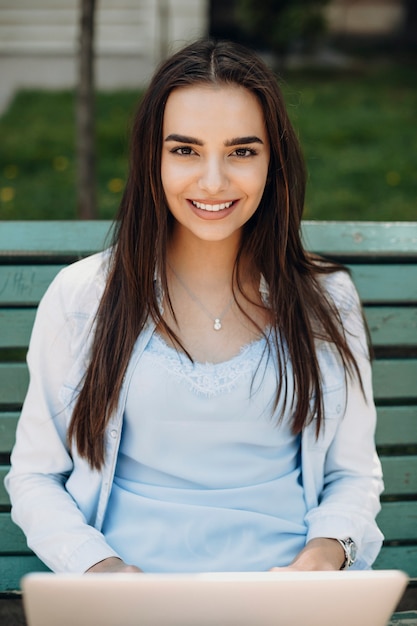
[53,156,69,172]
[108,178,124,193]
[0,187,15,202]
[386,171,401,187]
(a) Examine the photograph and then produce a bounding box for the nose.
[198,156,228,194]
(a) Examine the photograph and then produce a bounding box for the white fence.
[0,0,208,110]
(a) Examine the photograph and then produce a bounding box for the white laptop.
[22,570,408,626]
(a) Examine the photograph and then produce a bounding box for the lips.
[191,200,234,212]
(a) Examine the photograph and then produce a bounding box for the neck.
[168,230,241,288]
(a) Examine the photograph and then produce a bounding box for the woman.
[5,39,383,575]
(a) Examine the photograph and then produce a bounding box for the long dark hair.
[68,39,363,469]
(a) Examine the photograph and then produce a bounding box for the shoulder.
[43,249,112,316]
[57,248,111,286]
[259,267,359,315]
[318,269,360,317]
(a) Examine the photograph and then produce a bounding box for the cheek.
[242,165,269,200]
[160,159,174,195]
[161,162,195,196]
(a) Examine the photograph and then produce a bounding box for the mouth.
[191,200,235,212]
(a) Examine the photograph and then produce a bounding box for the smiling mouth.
[191,200,235,212]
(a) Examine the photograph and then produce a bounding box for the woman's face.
[161,83,270,247]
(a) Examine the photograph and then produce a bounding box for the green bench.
[0,220,416,623]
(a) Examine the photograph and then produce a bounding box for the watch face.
[349,540,357,563]
[338,538,357,568]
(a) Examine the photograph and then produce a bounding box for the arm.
[307,273,384,569]
[273,273,384,571]
[5,260,123,573]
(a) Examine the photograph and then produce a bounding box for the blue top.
[102,332,307,572]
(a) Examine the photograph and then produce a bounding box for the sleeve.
[304,271,384,569]
[4,268,120,573]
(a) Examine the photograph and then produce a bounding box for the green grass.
[0,64,416,221]
[0,91,139,220]
[282,64,417,220]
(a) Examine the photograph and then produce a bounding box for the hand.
[269,538,345,572]
[86,557,143,573]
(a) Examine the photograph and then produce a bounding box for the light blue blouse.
[102,332,307,572]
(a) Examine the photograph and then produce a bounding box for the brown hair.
[68,39,363,469]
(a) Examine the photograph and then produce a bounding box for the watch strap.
[336,537,357,570]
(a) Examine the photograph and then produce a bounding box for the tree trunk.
[76,0,97,219]
[403,0,417,49]
[158,0,170,62]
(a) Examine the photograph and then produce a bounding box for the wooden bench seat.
[0,220,416,624]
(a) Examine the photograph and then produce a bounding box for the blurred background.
[0,0,416,220]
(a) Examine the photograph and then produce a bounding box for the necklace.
[169,264,234,331]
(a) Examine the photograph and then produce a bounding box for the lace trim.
[146,333,268,398]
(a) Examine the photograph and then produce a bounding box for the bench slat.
[0,265,65,306]
[373,545,417,577]
[2,407,415,455]
[0,556,50,592]
[0,309,36,348]
[376,407,417,447]
[1,502,415,555]
[0,412,18,454]
[1,264,416,307]
[0,513,27,553]
[1,456,415,507]
[1,306,416,350]
[376,502,417,542]
[0,364,28,405]
[0,221,111,258]
[350,265,417,304]
[2,360,416,405]
[0,532,415,591]
[380,456,417,496]
[364,307,417,347]
[301,221,417,258]
[0,548,414,592]
[0,467,9,505]
[373,359,417,401]
[1,221,416,259]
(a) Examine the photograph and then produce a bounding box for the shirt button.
[336,404,342,413]
[110,429,118,439]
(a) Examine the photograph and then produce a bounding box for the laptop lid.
[22,570,408,626]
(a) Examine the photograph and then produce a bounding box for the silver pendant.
[213,318,222,331]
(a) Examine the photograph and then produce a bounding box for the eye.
[170,146,196,156]
[232,147,258,158]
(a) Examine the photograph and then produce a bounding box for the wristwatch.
[336,537,357,570]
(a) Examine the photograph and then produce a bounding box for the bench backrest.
[0,220,416,591]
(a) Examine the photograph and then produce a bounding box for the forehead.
[163,84,267,137]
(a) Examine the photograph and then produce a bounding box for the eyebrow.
[164,133,264,147]
[225,136,264,147]
[165,134,203,145]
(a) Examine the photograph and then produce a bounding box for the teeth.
[192,200,233,212]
